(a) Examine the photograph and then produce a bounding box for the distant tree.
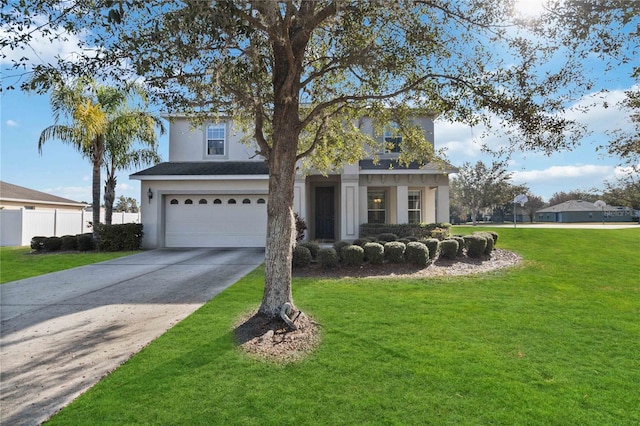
[523,194,546,223]
[450,161,512,225]
[114,196,140,213]
[548,190,600,206]
[490,183,530,223]
[601,167,640,209]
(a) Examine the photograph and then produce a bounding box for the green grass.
[0,247,139,284]
[48,228,640,425]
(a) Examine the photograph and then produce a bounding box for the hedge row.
[94,223,144,251]
[359,223,451,240]
[292,230,498,269]
[30,223,144,253]
[31,233,96,252]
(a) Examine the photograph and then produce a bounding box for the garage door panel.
[165,195,267,247]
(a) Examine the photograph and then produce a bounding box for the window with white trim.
[367,190,386,224]
[408,190,421,224]
[206,124,226,156]
[383,122,402,153]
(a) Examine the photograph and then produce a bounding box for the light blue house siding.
[536,200,638,223]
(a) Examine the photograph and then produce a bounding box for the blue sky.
[1,6,637,205]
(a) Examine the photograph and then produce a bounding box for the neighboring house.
[0,181,89,246]
[0,181,86,211]
[130,115,457,248]
[536,200,639,223]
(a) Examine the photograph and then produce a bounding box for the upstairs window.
[383,123,402,153]
[206,124,226,156]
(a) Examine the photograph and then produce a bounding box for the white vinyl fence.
[0,209,141,246]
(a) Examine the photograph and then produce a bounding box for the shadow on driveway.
[0,248,264,426]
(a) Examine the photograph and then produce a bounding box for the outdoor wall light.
[147,188,153,203]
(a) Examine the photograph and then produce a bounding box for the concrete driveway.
[0,247,264,426]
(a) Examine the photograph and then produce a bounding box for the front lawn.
[0,247,139,284]
[48,228,640,425]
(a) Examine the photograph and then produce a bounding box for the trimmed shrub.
[333,240,351,260]
[341,245,365,266]
[300,241,320,259]
[439,239,459,260]
[487,231,499,245]
[398,238,411,245]
[450,236,466,256]
[384,241,406,263]
[77,233,96,251]
[405,236,418,242]
[473,232,495,254]
[363,242,384,265]
[30,236,47,251]
[420,238,440,259]
[318,248,339,268]
[430,227,450,240]
[464,235,487,258]
[61,235,78,251]
[406,241,430,266]
[43,236,62,252]
[95,223,143,251]
[292,245,312,268]
[377,233,399,243]
[353,237,371,247]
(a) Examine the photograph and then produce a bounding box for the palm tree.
[35,73,162,228]
[103,104,164,224]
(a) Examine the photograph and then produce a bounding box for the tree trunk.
[103,173,117,225]
[259,133,298,317]
[92,160,101,229]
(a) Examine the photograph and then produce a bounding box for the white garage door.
[165,195,267,247]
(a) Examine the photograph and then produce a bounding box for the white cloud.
[1,15,96,67]
[45,186,92,203]
[511,164,612,184]
[564,87,636,134]
[5,119,18,127]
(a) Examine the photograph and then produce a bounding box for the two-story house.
[130,115,456,248]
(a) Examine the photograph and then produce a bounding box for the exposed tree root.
[234,309,320,363]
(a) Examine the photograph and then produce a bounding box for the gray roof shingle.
[131,161,269,176]
[0,181,85,205]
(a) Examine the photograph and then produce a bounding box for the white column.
[359,186,368,225]
[424,187,437,223]
[293,178,308,241]
[293,178,307,221]
[396,185,408,224]
[340,173,360,241]
[436,185,450,223]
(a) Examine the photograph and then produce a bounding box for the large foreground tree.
[4,1,637,320]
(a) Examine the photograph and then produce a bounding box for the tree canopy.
[3,0,638,318]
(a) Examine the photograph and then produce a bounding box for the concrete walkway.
[0,248,264,426]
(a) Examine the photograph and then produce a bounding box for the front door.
[315,187,335,240]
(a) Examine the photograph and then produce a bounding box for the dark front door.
[315,187,335,240]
